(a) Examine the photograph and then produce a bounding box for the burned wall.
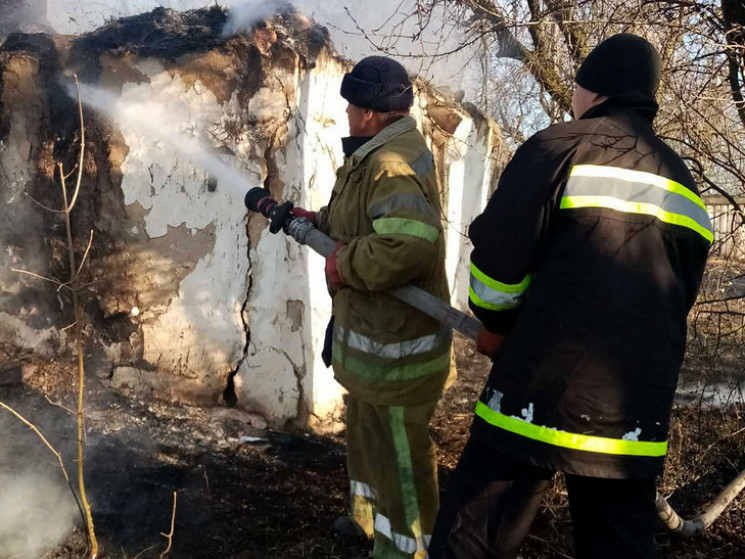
[0,6,503,427]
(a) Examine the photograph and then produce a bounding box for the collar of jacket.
[346,116,417,170]
[580,89,659,124]
[341,135,374,158]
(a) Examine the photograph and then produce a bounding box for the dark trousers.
[428,437,658,559]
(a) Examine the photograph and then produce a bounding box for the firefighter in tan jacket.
[292,56,451,559]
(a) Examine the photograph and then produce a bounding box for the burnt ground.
[1,335,743,559]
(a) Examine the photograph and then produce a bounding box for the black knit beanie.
[340,56,414,112]
[575,34,661,97]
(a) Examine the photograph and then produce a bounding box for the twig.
[24,191,65,214]
[66,77,86,214]
[159,492,178,559]
[132,545,160,559]
[76,230,95,278]
[63,164,79,181]
[701,426,745,460]
[60,321,78,332]
[10,268,64,287]
[0,401,87,532]
[44,394,77,416]
[203,465,211,499]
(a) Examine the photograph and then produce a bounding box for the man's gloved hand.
[325,242,346,289]
[291,206,317,226]
[477,328,505,359]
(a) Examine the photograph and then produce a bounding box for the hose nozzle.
[244,187,294,234]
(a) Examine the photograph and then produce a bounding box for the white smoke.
[0,472,78,559]
[223,0,478,93]
[221,0,294,36]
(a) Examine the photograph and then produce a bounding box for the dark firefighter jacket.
[468,92,711,479]
[316,116,452,406]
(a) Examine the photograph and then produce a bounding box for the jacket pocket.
[346,291,408,339]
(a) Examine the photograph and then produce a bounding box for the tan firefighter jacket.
[317,116,452,406]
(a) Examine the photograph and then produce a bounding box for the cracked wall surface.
[0,6,504,427]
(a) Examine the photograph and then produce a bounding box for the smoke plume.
[0,472,78,558]
[223,0,476,91]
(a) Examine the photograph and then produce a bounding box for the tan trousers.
[346,395,440,558]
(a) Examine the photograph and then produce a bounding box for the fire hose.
[244,187,482,341]
[244,186,745,537]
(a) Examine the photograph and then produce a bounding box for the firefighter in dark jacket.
[428,34,711,559]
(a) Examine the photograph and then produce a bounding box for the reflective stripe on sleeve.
[350,480,377,500]
[562,165,713,243]
[373,217,439,242]
[475,401,668,457]
[469,261,531,311]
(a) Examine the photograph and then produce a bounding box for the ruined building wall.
[0,8,504,426]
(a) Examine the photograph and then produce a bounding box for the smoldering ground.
[0,407,79,559]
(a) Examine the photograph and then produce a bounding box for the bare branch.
[159,492,178,559]
[66,75,86,214]
[76,230,95,279]
[10,268,65,287]
[24,191,65,214]
[44,394,77,416]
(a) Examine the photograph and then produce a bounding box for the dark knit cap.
[575,34,661,97]
[340,56,414,112]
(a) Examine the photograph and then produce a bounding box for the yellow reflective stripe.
[469,287,519,311]
[470,262,531,293]
[373,217,439,242]
[561,195,714,243]
[570,165,707,211]
[475,401,668,457]
[389,407,425,553]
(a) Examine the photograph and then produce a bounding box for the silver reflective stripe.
[469,274,525,310]
[410,150,435,177]
[374,513,418,554]
[335,325,450,359]
[565,174,712,233]
[368,193,438,220]
[350,480,377,499]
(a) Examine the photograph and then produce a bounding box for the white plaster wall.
[116,60,251,384]
[452,118,494,309]
[444,118,474,309]
[294,56,349,419]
